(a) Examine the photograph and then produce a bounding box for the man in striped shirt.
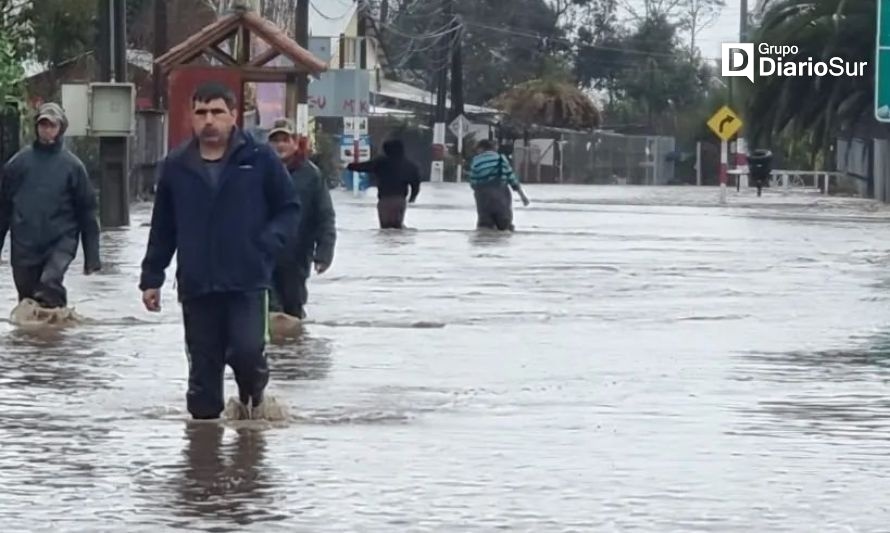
[468,139,528,231]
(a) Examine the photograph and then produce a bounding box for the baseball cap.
[36,103,65,125]
[267,117,295,138]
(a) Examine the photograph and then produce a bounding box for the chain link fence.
[558,130,676,185]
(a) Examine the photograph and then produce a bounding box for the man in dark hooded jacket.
[347,139,421,229]
[0,102,101,308]
[267,118,337,319]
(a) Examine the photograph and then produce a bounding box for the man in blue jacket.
[138,82,300,420]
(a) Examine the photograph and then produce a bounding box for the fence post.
[696,141,702,186]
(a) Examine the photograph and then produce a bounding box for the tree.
[745,0,873,156]
[576,12,711,132]
[621,0,686,22]
[573,0,629,106]
[381,0,569,104]
[0,0,32,102]
[31,0,97,69]
[491,77,601,130]
[680,0,724,56]
[0,32,24,104]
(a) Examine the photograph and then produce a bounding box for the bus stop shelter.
[154,5,328,149]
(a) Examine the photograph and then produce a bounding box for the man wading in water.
[0,103,102,309]
[468,139,529,231]
[266,117,337,320]
[139,82,300,420]
[347,139,421,229]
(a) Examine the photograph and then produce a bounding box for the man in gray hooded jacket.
[0,102,102,308]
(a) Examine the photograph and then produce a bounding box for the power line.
[463,19,720,64]
[378,16,459,40]
[309,1,352,21]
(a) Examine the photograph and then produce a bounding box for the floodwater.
[2,184,890,531]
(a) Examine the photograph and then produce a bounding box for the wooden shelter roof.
[155,6,328,77]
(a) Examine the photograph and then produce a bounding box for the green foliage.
[381,0,569,105]
[31,0,98,68]
[745,0,873,160]
[0,0,33,103]
[574,6,713,135]
[0,31,24,103]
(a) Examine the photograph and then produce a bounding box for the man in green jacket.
[267,118,337,319]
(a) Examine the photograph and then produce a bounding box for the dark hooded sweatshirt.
[347,139,422,200]
[0,105,101,270]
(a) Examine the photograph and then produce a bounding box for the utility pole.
[736,0,749,188]
[430,0,451,182]
[449,14,465,181]
[293,0,309,142]
[358,1,368,70]
[435,0,450,122]
[449,16,463,122]
[350,3,368,196]
[97,0,130,227]
[152,0,167,110]
[97,0,111,82]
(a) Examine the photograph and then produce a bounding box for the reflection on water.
[373,227,419,248]
[2,186,890,530]
[468,229,515,248]
[269,335,333,381]
[173,423,286,528]
[0,330,114,391]
[733,330,890,441]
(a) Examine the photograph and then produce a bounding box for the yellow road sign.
[707,105,743,141]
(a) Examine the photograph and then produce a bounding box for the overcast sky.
[697,0,744,61]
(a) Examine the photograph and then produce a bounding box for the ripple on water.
[1,186,890,530]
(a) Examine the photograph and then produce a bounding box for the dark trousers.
[12,236,77,308]
[377,195,407,229]
[181,290,270,419]
[271,261,309,319]
[474,183,514,231]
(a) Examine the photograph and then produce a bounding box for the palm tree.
[746,0,874,158]
[490,78,601,131]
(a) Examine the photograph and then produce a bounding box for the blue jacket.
[139,129,300,300]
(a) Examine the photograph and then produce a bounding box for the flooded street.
[3,183,890,531]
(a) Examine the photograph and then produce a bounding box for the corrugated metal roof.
[377,78,500,115]
[308,0,356,37]
[23,60,47,78]
[23,49,154,79]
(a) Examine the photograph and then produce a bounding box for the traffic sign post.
[707,105,744,205]
[449,114,470,182]
[876,0,890,121]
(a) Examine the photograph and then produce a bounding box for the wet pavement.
[2,184,890,531]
